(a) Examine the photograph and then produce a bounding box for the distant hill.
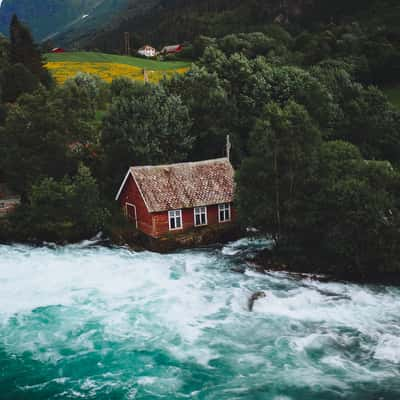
[1,0,399,55]
[49,0,399,53]
[57,0,312,50]
[0,0,129,41]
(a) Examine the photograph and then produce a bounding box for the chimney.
[226,134,231,160]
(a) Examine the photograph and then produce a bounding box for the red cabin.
[115,158,235,238]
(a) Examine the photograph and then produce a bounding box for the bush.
[10,164,110,242]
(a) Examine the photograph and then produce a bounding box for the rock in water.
[248,291,266,311]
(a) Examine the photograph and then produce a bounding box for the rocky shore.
[111,223,243,253]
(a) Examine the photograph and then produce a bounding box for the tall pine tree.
[9,14,51,86]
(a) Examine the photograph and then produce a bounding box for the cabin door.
[125,203,138,228]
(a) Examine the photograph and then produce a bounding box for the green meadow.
[45,51,191,71]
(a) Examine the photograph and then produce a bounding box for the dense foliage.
[101,79,193,192]
[7,164,110,242]
[0,13,399,279]
[74,0,400,87]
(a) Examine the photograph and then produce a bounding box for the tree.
[0,34,10,71]
[339,86,400,163]
[312,64,400,163]
[236,100,321,242]
[101,82,193,192]
[165,65,231,161]
[0,35,10,122]
[11,164,110,242]
[198,53,337,162]
[0,89,73,195]
[55,74,105,144]
[1,63,39,103]
[9,14,51,86]
[299,141,400,276]
[192,35,217,58]
[65,72,109,113]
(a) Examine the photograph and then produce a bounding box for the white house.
[137,45,156,58]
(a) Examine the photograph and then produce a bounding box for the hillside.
[0,0,129,41]
[45,51,190,84]
[56,0,311,50]
[56,0,400,52]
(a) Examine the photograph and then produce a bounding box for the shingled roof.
[116,158,235,213]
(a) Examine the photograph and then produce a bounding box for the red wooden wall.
[151,204,235,237]
[119,174,153,236]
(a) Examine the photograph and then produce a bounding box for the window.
[218,203,231,222]
[194,206,207,226]
[169,209,182,230]
[125,203,138,228]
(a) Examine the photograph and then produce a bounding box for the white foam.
[374,334,400,363]
[1,242,400,397]
[222,237,274,255]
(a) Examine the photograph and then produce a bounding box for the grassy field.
[383,85,400,110]
[45,52,191,84]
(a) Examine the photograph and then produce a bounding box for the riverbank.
[2,214,398,285]
[252,247,400,285]
[2,210,399,285]
[0,215,242,253]
[111,223,243,253]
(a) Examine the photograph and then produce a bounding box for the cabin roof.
[116,158,234,212]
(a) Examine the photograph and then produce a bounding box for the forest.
[80,0,400,85]
[0,12,399,281]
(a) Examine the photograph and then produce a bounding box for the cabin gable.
[118,174,153,236]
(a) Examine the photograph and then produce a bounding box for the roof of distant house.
[161,44,183,53]
[139,45,156,50]
[116,158,234,212]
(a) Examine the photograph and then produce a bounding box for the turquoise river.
[0,239,400,399]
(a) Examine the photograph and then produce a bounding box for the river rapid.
[0,239,399,399]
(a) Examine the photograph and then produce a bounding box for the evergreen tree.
[1,63,39,103]
[0,89,75,195]
[9,14,51,86]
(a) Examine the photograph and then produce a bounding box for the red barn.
[115,158,235,238]
[51,47,65,53]
[160,44,183,55]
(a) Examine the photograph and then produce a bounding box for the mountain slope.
[58,0,400,53]
[0,0,128,41]
[55,0,158,49]
[57,0,311,51]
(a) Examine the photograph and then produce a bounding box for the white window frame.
[125,202,138,228]
[168,209,183,231]
[194,206,208,227]
[218,203,231,223]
